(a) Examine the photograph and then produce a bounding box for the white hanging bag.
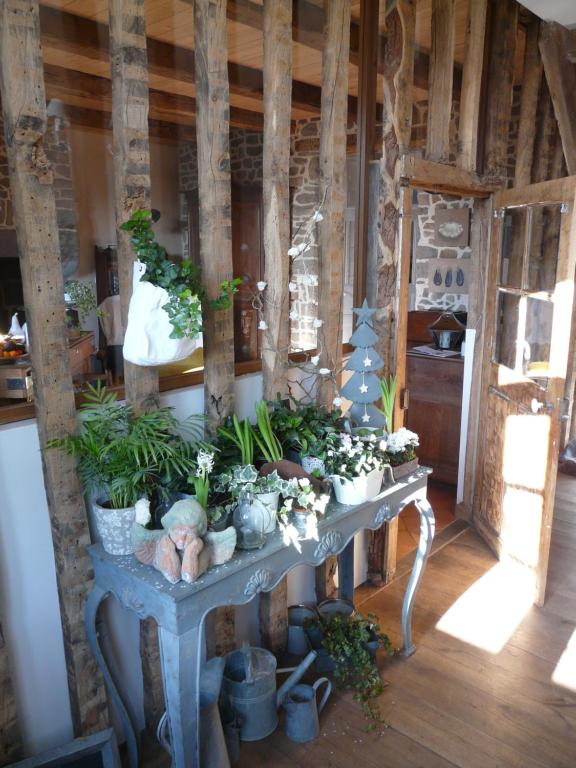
[122,261,200,366]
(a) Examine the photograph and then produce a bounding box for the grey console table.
[86,467,435,768]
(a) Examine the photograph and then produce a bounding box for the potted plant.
[278,478,331,542]
[379,374,397,433]
[386,427,419,480]
[64,280,98,338]
[323,432,389,505]
[47,384,202,555]
[303,611,394,726]
[215,464,292,533]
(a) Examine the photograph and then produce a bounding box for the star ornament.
[359,383,368,393]
[353,298,377,326]
[363,356,372,367]
[362,412,371,423]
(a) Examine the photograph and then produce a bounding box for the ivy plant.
[120,209,241,339]
[305,612,394,729]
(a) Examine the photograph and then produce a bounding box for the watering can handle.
[313,677,332,713]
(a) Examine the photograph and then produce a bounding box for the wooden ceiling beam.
[39,5,324,117]
[43,63,265,130]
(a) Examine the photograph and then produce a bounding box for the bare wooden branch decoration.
[194,0,236,656]
[0,0,107,735]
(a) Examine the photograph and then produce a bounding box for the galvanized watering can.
[222,646,317,741]
[282,677,332,743]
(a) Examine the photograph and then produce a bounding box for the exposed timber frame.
[457,0,487,172]
[539,22,576,176]
[0,618,20,763]
[108,0,163,733]
[259,0,293,655]
[426,0,455,163]
[0,0,107,736]
[193,0,237,656]
[514,19,542,186]
[367,0,415,584]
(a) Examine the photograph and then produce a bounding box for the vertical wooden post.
[532,84,558,185]
[426,0,455,163]
[539,22,576,176]
[194,0,236,656]
[109,0,162,731]
[0,0,107,735]
[483,0,518,179]
[262,0,292,402]
[368,0,414,584]
[353,0,379,307]
[317,0,351,406]
[457,0,487,171]
[514,20,542,187]
[314,0,351,600]
[259,0,293,655]
[0,619,20,764]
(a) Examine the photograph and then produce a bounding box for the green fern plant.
[379,374,397,433]
[47,383,204,509]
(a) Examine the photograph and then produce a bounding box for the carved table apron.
[86,468,435,768]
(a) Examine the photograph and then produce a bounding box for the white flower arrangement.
[386,427,419,466]
[323,432,388,481]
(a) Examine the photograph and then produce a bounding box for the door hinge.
[560,397,571,421]
[493,208,505,220]
[400,388,410,410]
[560,202,569,214]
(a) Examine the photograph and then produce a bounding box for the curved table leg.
[85,586,139,768]
[401,498,435,657]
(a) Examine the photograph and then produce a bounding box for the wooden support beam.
[43,63,265,131]
[514,20,542,186]
[532,82,558,185]
[0,0,107,736]
[368,1,415,584]
[315,0,351,600]
[457,0,487,171]
[194,0,236,657]
[259,0,293,655]
[317,0,351,406]
[400,155,500,196]
[539,22,576,176]
[426,0,455,163]
[483,0,518,179]
[109,0,162,733]
[353,0,380,307]
[0,619,21,764]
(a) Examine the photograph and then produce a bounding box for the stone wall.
[411,191,474,312]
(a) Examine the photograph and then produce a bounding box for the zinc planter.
[330,467,384,505]
[255,491,280,534]
[392,458,419,482]
[92,500,136,555]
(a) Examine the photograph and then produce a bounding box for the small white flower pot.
[92,500,136,555]
[330,467,384,506]
[254,491,280,533]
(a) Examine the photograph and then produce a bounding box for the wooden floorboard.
[139,474,576,767]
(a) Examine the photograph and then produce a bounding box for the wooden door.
[475,176,576,605]
[231,185,264,362]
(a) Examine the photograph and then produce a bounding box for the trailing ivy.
[121,209,241,339]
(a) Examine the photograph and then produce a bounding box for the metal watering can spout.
[276,649,317,708]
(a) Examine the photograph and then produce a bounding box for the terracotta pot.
[391,458,419,482]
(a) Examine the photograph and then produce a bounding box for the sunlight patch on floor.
[435,558,535,654]
[552,628,576,692]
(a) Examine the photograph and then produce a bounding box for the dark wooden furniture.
[405,311,464,485]
[69,332,95,379]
